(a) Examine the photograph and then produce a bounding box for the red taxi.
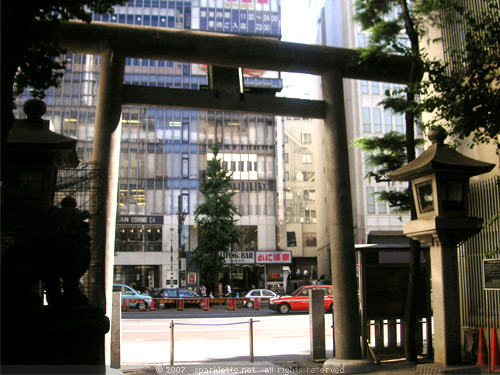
[269,285,333,314]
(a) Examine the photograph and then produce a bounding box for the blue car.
[113,284,152,311]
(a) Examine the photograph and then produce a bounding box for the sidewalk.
[107,357,419,375]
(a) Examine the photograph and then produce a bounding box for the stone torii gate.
[57,21,412,363]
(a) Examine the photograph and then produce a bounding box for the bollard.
[202,298,210,311]
[254,297,261,310]
[177,299,184,311]
[249,318,254,363]
[170,320,174,365]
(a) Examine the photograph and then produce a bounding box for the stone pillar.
[91,48,125,365]
[430,236,462,365]
[111,291,122,368]
[321,70,361,359]
[309,289,326,361]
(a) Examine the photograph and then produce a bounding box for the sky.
[279,1,321,99]
[280,0,318,44]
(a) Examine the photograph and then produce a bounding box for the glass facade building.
[15,0,287,296]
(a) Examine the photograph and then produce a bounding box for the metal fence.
[458,177,500,329]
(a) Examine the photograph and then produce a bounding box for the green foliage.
[421,0,500,151]
[13,0,126,98]
[190,144,242,277]
[353,132,425,212]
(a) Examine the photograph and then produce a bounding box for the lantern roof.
[389,127,495,181]
[7,99,79,167]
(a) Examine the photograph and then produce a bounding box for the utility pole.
[178,195,187,288]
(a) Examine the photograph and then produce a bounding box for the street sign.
[483,258,500,290]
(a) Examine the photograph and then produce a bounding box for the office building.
[15,0,290,295]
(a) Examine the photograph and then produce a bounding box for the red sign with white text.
[256,251,292,264]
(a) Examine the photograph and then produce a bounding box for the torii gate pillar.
[322,70,364,361]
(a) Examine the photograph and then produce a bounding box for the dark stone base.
[1,306,109,374]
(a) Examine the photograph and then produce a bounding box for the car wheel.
[247,301,254,309]
[138,301,147,311]
[278,303,290,314]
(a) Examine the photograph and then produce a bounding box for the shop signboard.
[219,251,255,264]
[198,0,280,37]
[117,215,164,225]
[256,251,292,264]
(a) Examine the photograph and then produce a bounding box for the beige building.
[282,116,321,280]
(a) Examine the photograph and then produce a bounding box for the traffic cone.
[149,298,155,311]
[253,298,261,310]
[202,298,210,311]
[122,298,128,312]
[177,299,184,311]
[477,328,488,368]
[228,298,235,311]
[491,327,500,372]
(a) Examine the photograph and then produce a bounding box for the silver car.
[243,289,278,308]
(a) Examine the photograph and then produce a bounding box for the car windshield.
[291,288,304,296]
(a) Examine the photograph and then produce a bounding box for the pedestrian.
[225,284,232,297]
[200,284,207,296]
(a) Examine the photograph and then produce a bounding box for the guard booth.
[357,244,432,359]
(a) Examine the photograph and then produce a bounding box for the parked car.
[242,289,278,308]
[113,284,152,311]
[269,285,333,314]
[153,288,202,308]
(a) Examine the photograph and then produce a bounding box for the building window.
[304,233,317,247]
[384,109,393,133]
[371,82,380,95]
[114,265,161,290]
[395,113,404,133]
[366,187,376,214]
[284,153,289,164]
[377,187,387,214]
[360,80,369,94]
[182,120,189,142]
[303,189,315,201]
[301,153,312,164]
[373,108,382,133]
[302,133,312,144]
[302,171,315,181]
[182,155,189,178]
[362,107,371,133]
[305,209,316,223]
[117,224,162,252]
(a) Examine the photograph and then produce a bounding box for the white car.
[243,289,278,308]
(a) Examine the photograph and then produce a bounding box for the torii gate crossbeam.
[56,21,413,364]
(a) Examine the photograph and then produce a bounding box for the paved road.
[120,307,335,365]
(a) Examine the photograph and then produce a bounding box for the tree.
[190,144,242,296]
[353,132,425,214]
[1,0,125,151]
[422,0,500,150]
[354,0,500,361]
[353,0,426,362]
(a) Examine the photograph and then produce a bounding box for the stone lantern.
[2,99,79,220]
[389,127,495,367]
[1,100,109,370]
